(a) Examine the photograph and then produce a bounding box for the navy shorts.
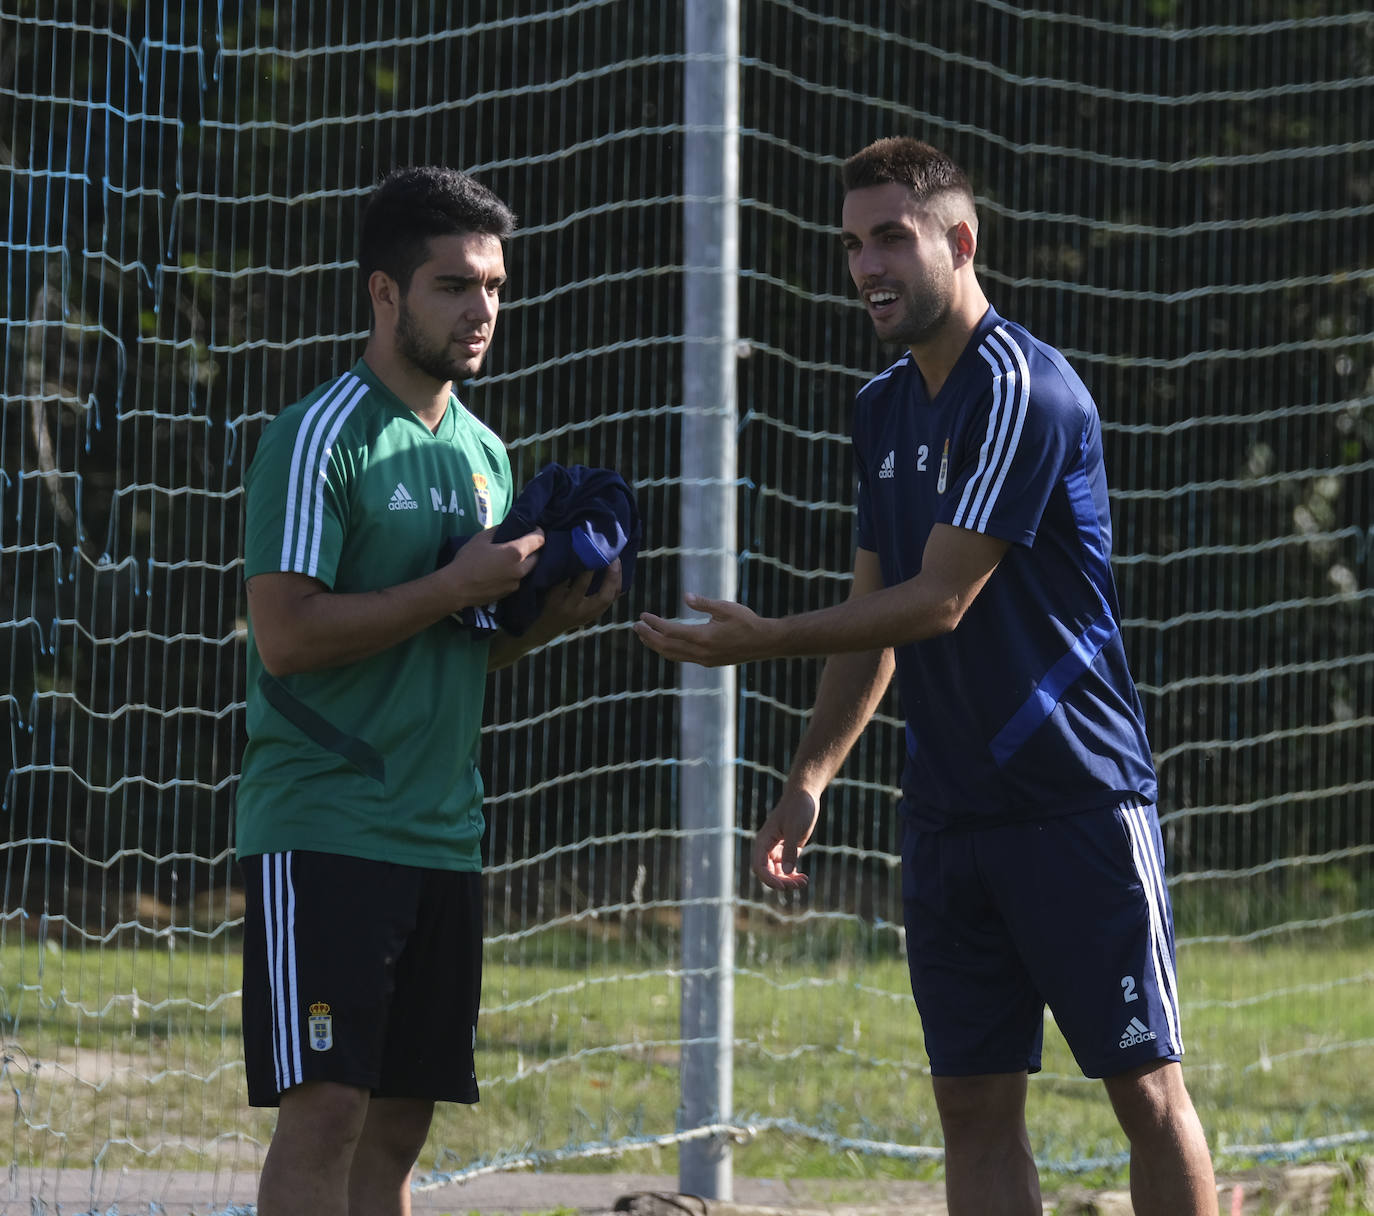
[902,799,1183,1079]
[240,851,483,1107]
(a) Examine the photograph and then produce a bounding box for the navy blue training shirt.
[853,306,1158,829]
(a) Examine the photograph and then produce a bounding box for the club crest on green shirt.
[472,473,493,526]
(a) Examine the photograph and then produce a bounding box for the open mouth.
[865,289,900,317]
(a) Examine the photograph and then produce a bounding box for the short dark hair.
[358,165,517,293]
[841,138,974,211]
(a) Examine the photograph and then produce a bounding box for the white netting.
[2,3,1370,1212]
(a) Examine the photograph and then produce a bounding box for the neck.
[361,339,451,430]
[909,285,990,399]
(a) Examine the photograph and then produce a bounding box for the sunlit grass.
[2,924,1370,1196]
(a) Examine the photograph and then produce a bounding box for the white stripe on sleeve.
[279,375,368,575]
[955,327,1031,532]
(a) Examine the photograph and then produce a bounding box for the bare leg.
[932,1072,1043,1216]
[1103,1059,1217,1216]
[257,1081,370,1216]
[347,1096,435,1216]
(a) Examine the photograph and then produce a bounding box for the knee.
[1105,1060,1197,1142]
[359,1098,435,1172]
[932,1073,1029,1145]
[273,1082,371,1162]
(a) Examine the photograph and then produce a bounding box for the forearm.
[748,526,1006,662]
[250,528,548,676]
[784,646,895,797]
[249,569,463,675]
[760,581,958,661]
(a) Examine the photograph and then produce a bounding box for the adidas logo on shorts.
[878,450,896,479]
[1119,1016,1157,1048]
[388,482,420,511]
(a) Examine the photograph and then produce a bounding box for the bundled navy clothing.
[853,306,1157,830]
[440,462,641,636]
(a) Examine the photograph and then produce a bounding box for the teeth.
[869,292,898,305]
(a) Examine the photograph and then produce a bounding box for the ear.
[950,220,977,268]
[368,269,402,317]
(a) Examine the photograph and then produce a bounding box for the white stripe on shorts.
[1119,799,1183,1054]
[262,851,303,1092]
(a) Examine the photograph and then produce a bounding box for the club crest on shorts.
[471,473,492,526]
[307,1001,334,1052]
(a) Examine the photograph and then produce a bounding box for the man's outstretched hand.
[633,593,776,667]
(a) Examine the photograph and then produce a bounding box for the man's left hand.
[538,558,624,636]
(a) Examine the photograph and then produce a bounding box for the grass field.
[2,917,1371,1207]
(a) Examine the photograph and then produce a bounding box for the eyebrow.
[432,272,507,287]
[840,219,910,242]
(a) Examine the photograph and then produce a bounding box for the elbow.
[256,645,295,678]
[255,633,308,678]
[924,595,970,641]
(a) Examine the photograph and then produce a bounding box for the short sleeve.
[243,406,352,586]
[940,350,1085,548]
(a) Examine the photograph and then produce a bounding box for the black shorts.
[240,850,483,1107]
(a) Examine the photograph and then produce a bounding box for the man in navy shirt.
[636,137,1216,1215]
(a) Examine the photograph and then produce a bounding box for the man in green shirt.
[237,166,620,1216]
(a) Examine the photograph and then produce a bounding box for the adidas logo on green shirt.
[388,482,420,511]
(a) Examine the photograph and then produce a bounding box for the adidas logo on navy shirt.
[388,482,420,511]
[1119,1016,1157,1048]
[878,450,896,479]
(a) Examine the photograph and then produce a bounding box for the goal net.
[2,2,1370,1212]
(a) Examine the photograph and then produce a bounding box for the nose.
[467,288,499,324]
[852,242,884,281]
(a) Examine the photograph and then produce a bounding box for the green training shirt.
[236,359,513,871]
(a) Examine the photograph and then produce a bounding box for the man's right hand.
[751,788,821,891]
[440,527,545,609]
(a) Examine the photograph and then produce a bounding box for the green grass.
[1,923,1370,1203]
